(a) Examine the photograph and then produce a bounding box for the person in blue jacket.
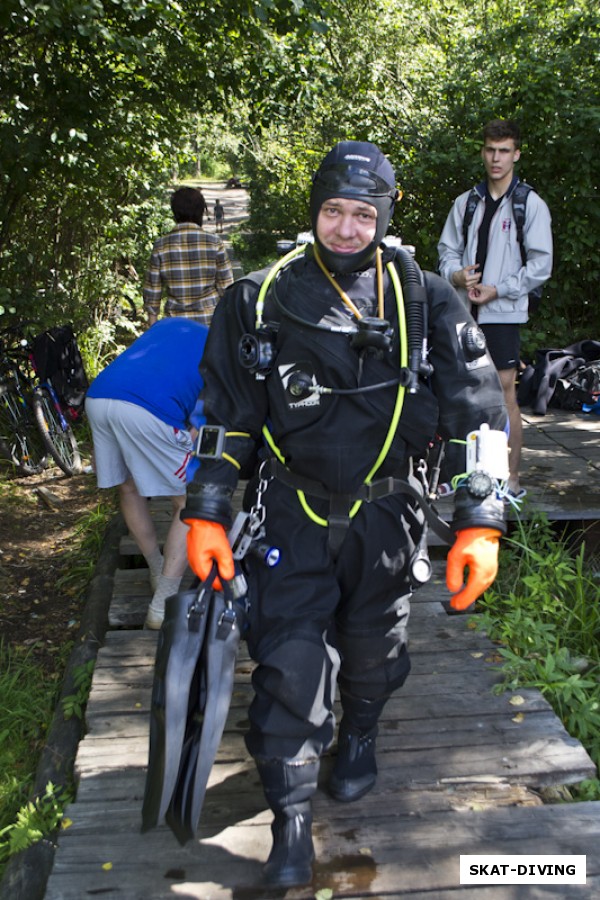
[85,318,207,628]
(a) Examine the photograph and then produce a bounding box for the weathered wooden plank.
[42,875,600,900]
[73,722,592,782]
[85,707,576,753]
[108,577,454,624]
[50,806,600,861]
[56,781,545,834]
[549,431,600,452]
[90,652,512,691]
[85,683,557,725]
[108,599,149,627]
[88,650,505,687]
[523,411,600,432]
[95,628,510,675]
[73,760,254,803]
[109,591,455,623]
[95,617,500,657]
[71,768,543,827]
[113,568,156,586]
[73,728,595,788]
[112,567,196,593]
[88,683,517,731]
[118,486,247,555]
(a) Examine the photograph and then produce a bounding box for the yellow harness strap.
[262,259,409,527]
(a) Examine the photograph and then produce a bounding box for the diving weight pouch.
[141,563,248,844]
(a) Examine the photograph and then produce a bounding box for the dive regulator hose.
[393,247,431,393]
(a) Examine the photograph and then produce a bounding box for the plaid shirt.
[143,224,234,325]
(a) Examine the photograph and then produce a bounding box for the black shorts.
[480,323,520,370]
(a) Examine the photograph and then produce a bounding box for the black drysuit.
[183,245,507,762]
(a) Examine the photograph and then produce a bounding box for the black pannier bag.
[31,324,89,419]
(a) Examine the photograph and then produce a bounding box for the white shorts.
[85,398,193,497]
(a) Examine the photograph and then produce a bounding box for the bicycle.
[0,322,82,477]
[0,325,47,475]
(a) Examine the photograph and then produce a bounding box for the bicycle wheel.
[0,382,47,475]
[33,386,82,476]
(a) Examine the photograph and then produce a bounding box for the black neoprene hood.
[310,141,398,274]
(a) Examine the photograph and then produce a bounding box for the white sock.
[148,574,182,614]
[146,547,164,579]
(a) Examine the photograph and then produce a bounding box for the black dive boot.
[256,757,319,888]
[328,695,386,803]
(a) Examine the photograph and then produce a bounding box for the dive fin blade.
[165,588,245,843]
[141,586,209,832]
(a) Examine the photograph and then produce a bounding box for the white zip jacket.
[437,180,553,324]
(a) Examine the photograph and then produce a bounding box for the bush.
[475,511,600,796]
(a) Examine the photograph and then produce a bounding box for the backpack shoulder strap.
[511,181,534,265]
[462,187,482,247]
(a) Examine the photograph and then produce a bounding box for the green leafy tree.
[242,0,598,354]
[428,0,600,352]
[0,0,332,327]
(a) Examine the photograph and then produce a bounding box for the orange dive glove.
[185,519,235,589]
[446,527,501,611]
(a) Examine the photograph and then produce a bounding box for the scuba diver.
[180,141,508,888]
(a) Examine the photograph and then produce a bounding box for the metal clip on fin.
[187,563,219,632]
[187,588,208,633]
[216,605,237,640]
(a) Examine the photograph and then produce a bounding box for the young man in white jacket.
[438,119,553,500]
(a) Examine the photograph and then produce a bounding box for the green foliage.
[431,0,600,354]
[475,512,600,791]
[62,659,95,721]
[1,0,598,348]
[55,497,118,590]
[240,0,599,353]
[78,309,142,380]
[0,0,333,328]
[0,781,70,863]
[0,494,116,875]
[0,643,59,869]
[230,233,277,275]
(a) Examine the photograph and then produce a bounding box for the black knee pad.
[246,626,341,758]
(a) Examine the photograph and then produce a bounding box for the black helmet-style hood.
[310,140,398,274]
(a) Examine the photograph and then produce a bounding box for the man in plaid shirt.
[143,187,234,327]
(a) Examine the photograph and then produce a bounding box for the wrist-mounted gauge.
[466,470,494,498]
[194,425,226,459]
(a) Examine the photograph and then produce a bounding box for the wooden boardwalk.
[44,409,600,898]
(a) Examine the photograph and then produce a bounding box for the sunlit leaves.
[0,0,332,326]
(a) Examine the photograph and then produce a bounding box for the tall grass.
[476,511,600,797]
[0,641,63,865]
[0,496,116,875]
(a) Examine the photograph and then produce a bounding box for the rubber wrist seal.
[451,489,506,536]
[181,483,233,528]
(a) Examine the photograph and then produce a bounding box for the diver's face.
[316,197,378,256]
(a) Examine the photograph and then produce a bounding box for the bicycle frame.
[36,374,71,433]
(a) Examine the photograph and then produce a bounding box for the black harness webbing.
[267,457,453,553]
